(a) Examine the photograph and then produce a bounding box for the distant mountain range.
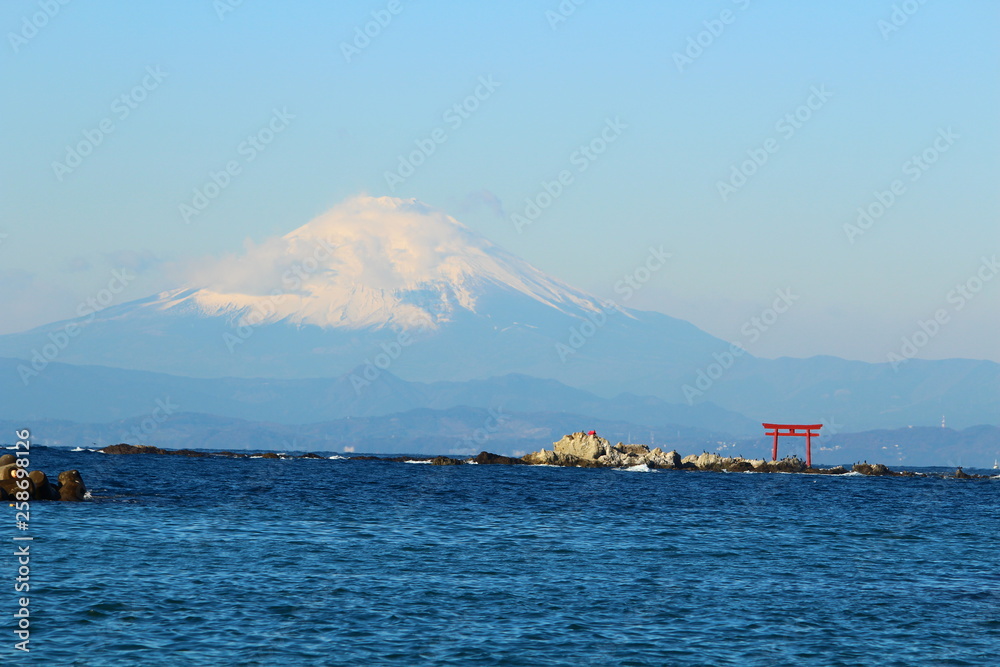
[2,196,997,462]
[0,357,756,435]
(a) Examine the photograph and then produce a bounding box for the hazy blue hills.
[3,357,998,466]
[3,303,998,434]
[0,357,757,435]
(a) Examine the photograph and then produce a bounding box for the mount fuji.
[4,196,723,390]
[3,195,998,433]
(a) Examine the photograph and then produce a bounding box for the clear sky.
[2,0,997,363]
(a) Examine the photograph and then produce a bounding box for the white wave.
[70,447,88,452]
[83,491,93,500]
[465,460,478,465]
[618,463,654,472]
[327,455,349,460]
[404,460,433,464]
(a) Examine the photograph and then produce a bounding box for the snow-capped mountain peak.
[162,195,606,330]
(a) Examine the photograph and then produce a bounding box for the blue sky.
[2,0,997,363]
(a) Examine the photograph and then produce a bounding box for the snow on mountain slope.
[0,194,720,387]
[157,195,614,330]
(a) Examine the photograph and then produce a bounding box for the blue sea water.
[3,447,999,666]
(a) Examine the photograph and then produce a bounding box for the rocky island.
[449,431,903,475]
[73,432,992,483]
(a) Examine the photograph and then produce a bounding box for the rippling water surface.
[6,448,999,665]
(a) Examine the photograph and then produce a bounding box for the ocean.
[4,446,999,665]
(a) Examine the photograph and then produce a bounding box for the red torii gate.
[762,423,822,468]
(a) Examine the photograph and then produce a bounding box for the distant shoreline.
[60,442,995,480]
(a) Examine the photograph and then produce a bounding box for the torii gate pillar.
[762,423,823,468]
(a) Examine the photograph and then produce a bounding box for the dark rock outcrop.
[769,457,808,473]
[100,443,167,455]
[171,449,209,458]
[352,455,438,463]
[852,463,895,476]
[430,456,463,466]
[804,466,849,475]
[471,451,523,465]
[951,467,988,479]
[100,444,245,457]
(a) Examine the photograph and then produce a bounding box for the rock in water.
[100,443,166,455]
[954,468,971,479]
[808,466,849,475]
[521,450,599,467]
[646,448,682,469]
[695,452,726,470]
[852,463,893,476]
[430,456,463,465]
[522,432,899,476]
[0,454,15,467]
[552,432,609,460]
[471,451,523,465]
[522,450,557,465]
[768,457,807,473]
[171,449,209,458]
[725,459,756,472]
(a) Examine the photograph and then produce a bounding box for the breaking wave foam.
[617,463,654,472]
